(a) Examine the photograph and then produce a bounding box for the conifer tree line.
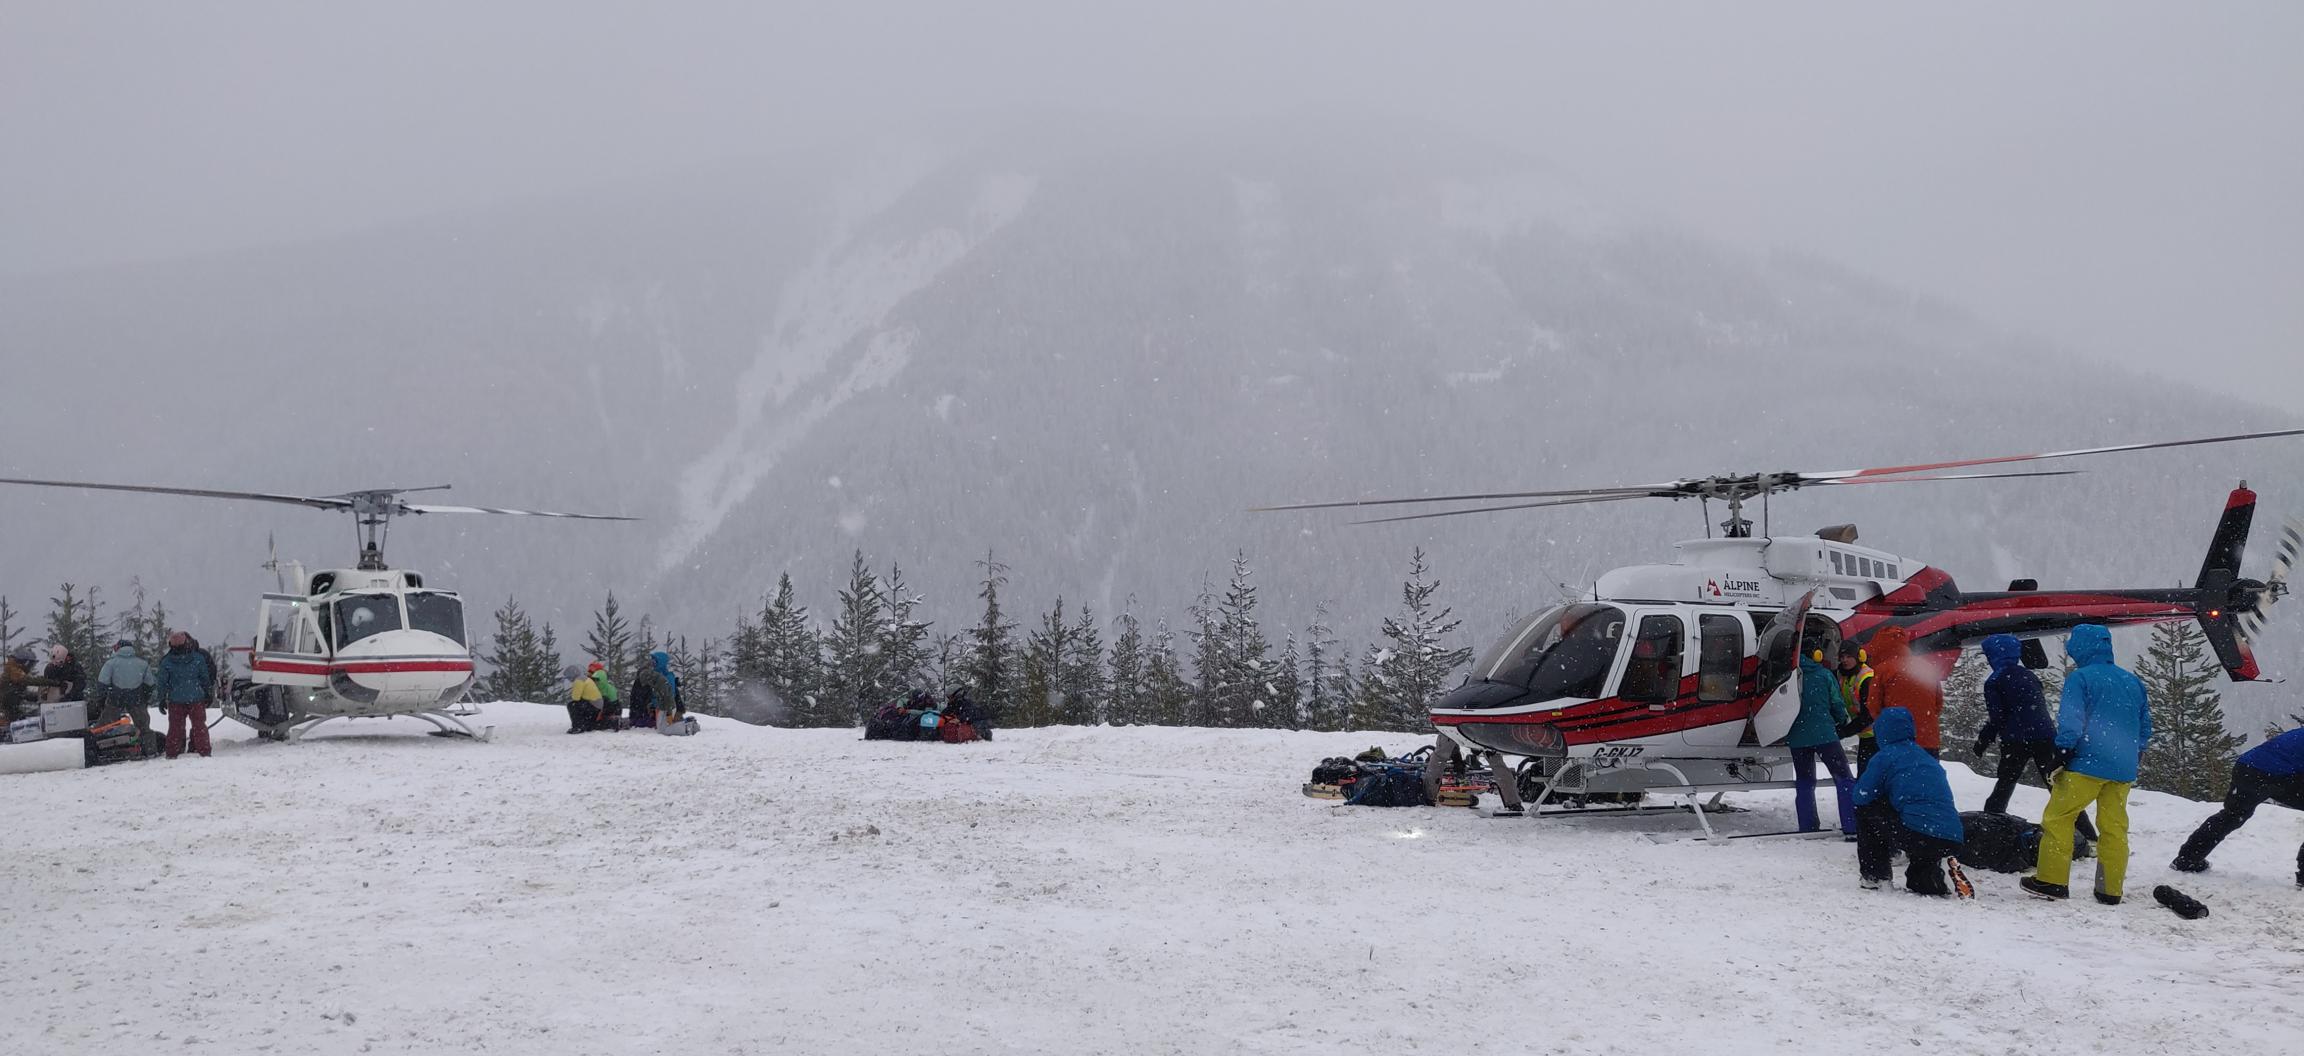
[1,580,183,671]
[479,547,1477,733]
[1938,619,2256,803]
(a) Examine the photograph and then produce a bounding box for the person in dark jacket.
[2023,624,2149,903]
[42,645,88,703]
[1974,634,2099,842]
[946,686,991,741]
[154,631,218,759]
[2171,727,2304,887]
[628,650,676,729]
[1850,707,1974,897]
[1789,649,1856,835]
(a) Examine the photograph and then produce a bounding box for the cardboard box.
[41,699,89,735]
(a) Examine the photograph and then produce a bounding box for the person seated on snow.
[629,650,677,729]
[588,662,622,728]
[3,646,63,721]
[2171,726,2304,888]
[945,686,988,741]
[42,644,88,703]
[1974,634,2098,842]
[1789,648,1857,836]
[1849,707,1974,897]
[565,664,603,734]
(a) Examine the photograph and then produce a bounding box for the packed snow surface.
[5,707,2301,1055]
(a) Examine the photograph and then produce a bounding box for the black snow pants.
[566,702,601,733]
[1986,739,2098,842]
[1857,802,1965,895]
[2174,764,2304,881]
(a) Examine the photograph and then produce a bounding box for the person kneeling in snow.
[2171,726,2304,888]
[565,665,603,733]
[1850,707,1975,897]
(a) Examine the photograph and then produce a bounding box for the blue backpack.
[919,711,942,731]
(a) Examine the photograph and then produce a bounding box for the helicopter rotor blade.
[1800,428,2304,484]
[0,477,350,511]
[1252,484,1673,513]
[1812,469,2085,487]
[1348,492,1656,526]
[322,485,453,499]
[400,503,637,521]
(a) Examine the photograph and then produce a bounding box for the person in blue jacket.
[1974,634,2099,842]
[1789,648,1856,835]
[2022,624,2150,904]
[2171,726,2304,887]
[1850,707,1974,897]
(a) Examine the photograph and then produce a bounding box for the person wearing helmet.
[3,646,63,722]
[1837,645,1879,770]
[565,664,604,733]
[587,661,622,728]
[42,644,87,704]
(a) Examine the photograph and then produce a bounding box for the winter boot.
[1945,858,1976,900]
[2169,856,2209,874]
[1859,875,1883,891]
[2020,877,2069,900]
[2093,891,2121,906]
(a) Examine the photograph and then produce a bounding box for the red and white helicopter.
[1264,430,2304,832]
[0,479,632,741]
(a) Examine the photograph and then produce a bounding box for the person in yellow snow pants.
[2035,770,2132,897]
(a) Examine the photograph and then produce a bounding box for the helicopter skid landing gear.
[283,711,493,742]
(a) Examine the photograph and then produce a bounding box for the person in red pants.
[154,631,218,758]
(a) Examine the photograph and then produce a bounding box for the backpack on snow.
[1343,764,1430,808]
[939,718,979,744]
[1958,810,2093,873]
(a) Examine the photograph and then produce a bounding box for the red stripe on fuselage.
[253,659,473,676]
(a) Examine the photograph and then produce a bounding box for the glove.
[2054,748,2077,772]
[1972,738,1991,759]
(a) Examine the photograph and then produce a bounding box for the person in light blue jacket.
[94,639,156,738]
[2023,624,2150,904]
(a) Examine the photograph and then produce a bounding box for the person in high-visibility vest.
[1838,645,1878,769]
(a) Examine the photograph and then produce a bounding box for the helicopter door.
[253,594,327,688]
[1749,590,1817,745]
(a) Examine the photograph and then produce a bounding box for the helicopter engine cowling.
[315,630,477,714]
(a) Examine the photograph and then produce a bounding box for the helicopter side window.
[1830,552,1845,575]
[1617,614,1686,704]
[332,594,404,647]
[1476,602,1623,700]
[1697,614,1744,703]
[405,592,467,646]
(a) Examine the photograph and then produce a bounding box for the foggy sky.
[4,1,2299,406]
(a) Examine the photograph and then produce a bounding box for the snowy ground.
[4,707,2301,1056]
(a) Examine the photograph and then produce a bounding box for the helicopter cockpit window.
[1697,614,1744,703]
[332,594,403,647]
[1617,614,1686,704]
[1475,603,1623,701]
[405,592,467,645]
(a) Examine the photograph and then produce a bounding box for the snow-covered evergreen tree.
[1143,618,1193,726]
[583,591,636,687]
[757,572,820,724]
[1302,606,1347,732]
[1019,596,1072,728]
[820,550,890,728]
[1270,632,1305,730]
[968,551,1018,728]
[480,597,560,703]
[1356,548,1469,732]
[1107,607,1146,726]
[2137,620,2244,800]
[0,595,21,660]
[44,582,107,674]
[1061,604,1106,726]
[880,563,934,695]
[1939,648,1990,774]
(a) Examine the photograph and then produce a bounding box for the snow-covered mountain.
[4,112,2298,731]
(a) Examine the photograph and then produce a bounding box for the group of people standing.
[563,650,685,734]
[1791,620,2303,900]
[4,633,220,759]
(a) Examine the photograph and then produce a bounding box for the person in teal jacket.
[2024,623,2150,903]
[1850,707,1973,897]
[1789,649,1856,834]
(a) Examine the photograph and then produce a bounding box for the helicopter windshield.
[1473,603,1625,700]
[404,592,466,645]
[332,593,404,647]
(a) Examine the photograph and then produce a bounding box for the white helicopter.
[0,479,632,741]
[1264,429,2304,834]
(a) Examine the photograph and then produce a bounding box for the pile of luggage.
[1958,809,2094,872]
[1302,746,1494,808]
[4,698,160,767]
[864,689,989,744]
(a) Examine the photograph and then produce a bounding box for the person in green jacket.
[587,661,622,728]
[1791,648,1857,835]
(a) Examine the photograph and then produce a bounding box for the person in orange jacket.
[1866,626,1944,759]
